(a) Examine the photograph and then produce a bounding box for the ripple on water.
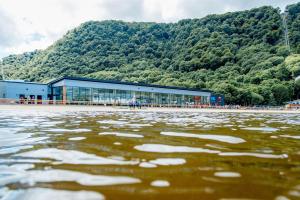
[139,162,157,168]
[0,166,141,187]
[149,158,186,165]
[218,152,288,159]
[24,169,141,186]
[45,128,91,133]
[99,132,144,138]
[1,188,105,200]
[161,132,246,144]
[0,110,299,199]
[15,148,138,165]
[134,144,287,159]
[126,123,153,128]
[134,144,220,153]
[279,135,300,139]
[0,130,48,148]
[0,145,33,155]
[98,120,129,125]
[139,158,186,168]
[39,121,64,127]
[0,164,35,186]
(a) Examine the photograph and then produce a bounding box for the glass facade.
[52,86,210,106]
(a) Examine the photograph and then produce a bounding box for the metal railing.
[0,98,297,110]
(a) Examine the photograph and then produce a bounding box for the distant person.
[130,95,137,109]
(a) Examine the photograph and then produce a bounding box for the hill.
[1,3,300,105]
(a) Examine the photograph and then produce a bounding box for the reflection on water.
[242,127,279,132]
[0,110,300,200]
[99,132,144,138]
[151,180,170,187]
[16,148,139,165]
[160,131,246,144]
[2,188,105,200]
[214,172,241,178]
[134,144,221,153]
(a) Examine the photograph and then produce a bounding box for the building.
[286,99,300,109]
[0,77,224,107]
[0,80,48,104]
[210,94,225,106]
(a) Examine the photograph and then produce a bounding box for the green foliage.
[285,54,300,77]
[1,4,300,105]
[286,2,300,53]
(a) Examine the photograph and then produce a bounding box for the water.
[0,110,300,200]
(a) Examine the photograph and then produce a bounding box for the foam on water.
[161,132,246,144]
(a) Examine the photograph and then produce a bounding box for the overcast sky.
[0,0,299,59]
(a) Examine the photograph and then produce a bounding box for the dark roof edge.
[48,76,212,93]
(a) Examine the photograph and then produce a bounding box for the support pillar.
[62,86,67,105]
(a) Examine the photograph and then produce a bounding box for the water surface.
[0,110,300,200]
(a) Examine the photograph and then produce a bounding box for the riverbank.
[0,104,299,114]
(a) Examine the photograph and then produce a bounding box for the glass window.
[66,87,73,102]
[92,88,99,103]
[73,87,79,102]
[85,88,91,102]
[53,86,63,101]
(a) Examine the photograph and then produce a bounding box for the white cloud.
[0,0,299,58]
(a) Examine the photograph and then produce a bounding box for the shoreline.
[0,104,299,114]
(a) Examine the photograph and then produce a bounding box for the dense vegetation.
[1,3,300,105]
[286,3,300,53]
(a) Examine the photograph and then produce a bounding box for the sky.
[0,0,299,59]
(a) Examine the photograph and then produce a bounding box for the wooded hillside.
[2,3,300,105]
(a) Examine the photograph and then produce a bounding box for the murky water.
[0,110,300,200]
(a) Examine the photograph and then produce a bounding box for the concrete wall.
[52,79,211,97]
[0,81,48,100]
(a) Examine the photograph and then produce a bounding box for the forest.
[1,3,300,105]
